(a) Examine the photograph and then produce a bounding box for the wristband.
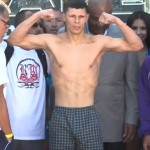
[5,133,13,139]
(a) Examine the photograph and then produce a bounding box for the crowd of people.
[0,0,150,150]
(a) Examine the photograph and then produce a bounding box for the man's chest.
[53,48,102,68]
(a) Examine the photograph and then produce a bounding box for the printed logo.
[16,58,40,88]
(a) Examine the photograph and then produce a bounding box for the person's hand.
[6,137,13,143]
[143,135,150,150]
[37,9,55,21]
[99,12,117,24]
[123,123,136,143]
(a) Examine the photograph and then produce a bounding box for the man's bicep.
[105,38,132,52]
[18,34,46,50]
[103,37,123,52]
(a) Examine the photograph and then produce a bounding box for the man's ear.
[86,14,89,22]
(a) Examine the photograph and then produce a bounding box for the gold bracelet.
[5,133,13,139]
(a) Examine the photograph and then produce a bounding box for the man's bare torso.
[7,7,143,108]
[46,33,104,107]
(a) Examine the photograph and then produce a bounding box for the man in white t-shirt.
[0,3,13,150]
[1,10,50,150]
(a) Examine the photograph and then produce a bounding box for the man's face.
[88,4,112,35]
[64,8,89,34]
[29,21,43,35]
[0,13,9,41]
[43,10,64,34]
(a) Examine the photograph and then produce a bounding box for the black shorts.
[13,139,44,150]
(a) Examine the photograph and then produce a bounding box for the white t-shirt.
[1,41,50,140]
[0,47,8,85]
[0,47,8,130]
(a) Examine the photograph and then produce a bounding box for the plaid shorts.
[49,106,103,150]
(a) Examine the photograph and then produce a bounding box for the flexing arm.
[99,12,143,52]
[8,9,55,50]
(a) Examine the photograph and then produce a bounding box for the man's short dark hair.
[63,0,89,13]
[49,7,62,13]
[15,10,33,27]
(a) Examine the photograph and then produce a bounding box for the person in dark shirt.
[139,56,150,150]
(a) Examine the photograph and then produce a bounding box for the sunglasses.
[0,18,9,28]
[32,22,42,28]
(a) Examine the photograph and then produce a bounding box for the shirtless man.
[8,1,143,150]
